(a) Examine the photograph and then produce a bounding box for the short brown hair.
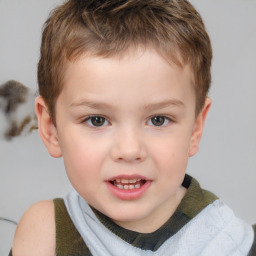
[38,0,212,122]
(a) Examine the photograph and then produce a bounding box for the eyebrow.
[143,99,185,112]
[70,99,114,110]
[70,98,184,111]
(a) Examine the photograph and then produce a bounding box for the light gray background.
[0,0,255,254]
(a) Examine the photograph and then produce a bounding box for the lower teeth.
[115,183,141,190]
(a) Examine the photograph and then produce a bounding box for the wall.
[0,0,255,254]
[188,0,256,223]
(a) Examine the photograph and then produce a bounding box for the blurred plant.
[0,80,38,140]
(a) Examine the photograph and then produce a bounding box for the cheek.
[59,135,106,183]
[148,133,191,189]
[150,132,191,165]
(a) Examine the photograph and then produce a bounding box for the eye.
[83,116,109,127]
[147,116,171,126]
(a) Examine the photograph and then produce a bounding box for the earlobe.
[35,96,62,158]
[189,97,211,157]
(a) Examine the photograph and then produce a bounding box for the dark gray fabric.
[248,224,256,256]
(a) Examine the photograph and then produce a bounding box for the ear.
[189,97,211,157]
[35,96,62,158]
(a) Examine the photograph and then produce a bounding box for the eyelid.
[146,115,173,126]
[82,115,110,127]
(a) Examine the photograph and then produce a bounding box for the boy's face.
[38,48,210,232]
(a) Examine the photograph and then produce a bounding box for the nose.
[110,127,146,163]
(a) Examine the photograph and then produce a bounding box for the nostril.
[110,135,146,162]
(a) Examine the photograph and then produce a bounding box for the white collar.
[64,190,254,256]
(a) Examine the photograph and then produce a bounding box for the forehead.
[60,48,195,108]
[64,47,193,80]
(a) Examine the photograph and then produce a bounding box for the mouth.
[106,176,151,200]
[109,178,147,190]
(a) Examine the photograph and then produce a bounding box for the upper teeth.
[112,178,143,190]
[115,179,141,184]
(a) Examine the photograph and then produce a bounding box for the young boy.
[10,0,255,255]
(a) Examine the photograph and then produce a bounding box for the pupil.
[152,116,164,126]
[92,116,105,126]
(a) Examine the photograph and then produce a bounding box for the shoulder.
[12,200,55,256]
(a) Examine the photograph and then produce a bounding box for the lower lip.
[105,180,152,200]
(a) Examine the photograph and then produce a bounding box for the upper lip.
[107,174,149,182]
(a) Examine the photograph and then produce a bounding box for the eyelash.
[147,116,172,127]
[82,115,173,127]
[82,115,109,127]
